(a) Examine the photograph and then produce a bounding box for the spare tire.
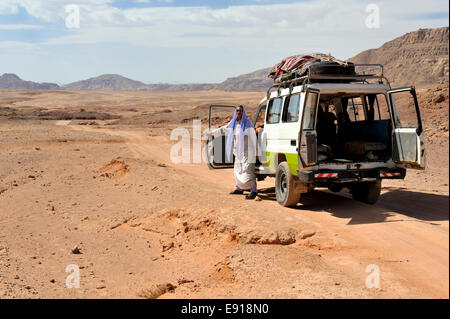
[308,61,355,75]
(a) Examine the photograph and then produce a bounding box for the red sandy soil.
[0,88,448,299]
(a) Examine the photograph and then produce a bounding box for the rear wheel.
[351,180,381,205]
[275,162,301,207]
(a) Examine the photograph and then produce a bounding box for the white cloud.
[0,0,19,14]
[0,41,36,49]
[1,0,448,53]
[0,24,45,30]
[5,0,113,22]
[32,0,446,57]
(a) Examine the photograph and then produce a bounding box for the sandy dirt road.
[0,89,448,299]
[63,121,450,298]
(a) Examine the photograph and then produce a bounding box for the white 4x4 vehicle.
[206,65,425,207]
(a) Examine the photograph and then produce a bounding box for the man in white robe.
[208,105,258,200]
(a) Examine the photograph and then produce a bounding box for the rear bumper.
[297,167,406,183]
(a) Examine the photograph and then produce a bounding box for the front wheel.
[351,180,381,205]
[275,162,301,207]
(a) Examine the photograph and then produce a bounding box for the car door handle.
[291,140,296,146]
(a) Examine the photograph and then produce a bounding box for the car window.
[365,94,390,121]
[303,92,318,129]
[347,97,366,122]
[376,95,391,120]
[267,97,283,124]
[389,90,419,128]
[283,94,301,123]
[255,104,266,128]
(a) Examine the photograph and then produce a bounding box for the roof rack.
[266,64,390,99]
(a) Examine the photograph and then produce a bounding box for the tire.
[328,184,343,193]
[309,61,355,75]
[275,162,301,207]
[351,180,381,205]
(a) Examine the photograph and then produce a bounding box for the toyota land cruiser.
[206,64,426,207]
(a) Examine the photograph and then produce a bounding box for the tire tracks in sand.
[56,120,449,298]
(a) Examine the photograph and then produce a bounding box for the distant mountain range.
[0,71,272,92]
[1,27,448,91]
[61,69,273,92]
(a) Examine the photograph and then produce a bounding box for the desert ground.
[0,87,448,299]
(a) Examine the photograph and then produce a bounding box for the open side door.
[388,87,426,170]
[253,103,268,165]
[298,89,320,168]
[205,105,235,169]
[253,104,266,128]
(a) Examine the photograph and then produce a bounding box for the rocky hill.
[143,69,272,91]
[218,68,272,91]
[63,74,149,91]
[63,75,217,91]
[349,27,449,87]
[0,73,59,90]
[62,71,272,92]
[146,83,217,91]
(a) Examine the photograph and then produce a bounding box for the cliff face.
[350,27,449,87]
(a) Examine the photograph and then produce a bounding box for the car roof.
[260,83,391,103]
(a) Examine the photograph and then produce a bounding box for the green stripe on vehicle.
[285,153,299,176]
[264,152,299,176]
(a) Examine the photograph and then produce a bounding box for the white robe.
[213,121,257,191]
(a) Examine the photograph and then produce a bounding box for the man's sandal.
[245,192,258,200]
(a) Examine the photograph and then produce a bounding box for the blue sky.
[0,0,448,85]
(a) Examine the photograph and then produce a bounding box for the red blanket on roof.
[269,53,339,81]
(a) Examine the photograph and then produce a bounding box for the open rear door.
[298,89,320,168]
[206,105,235,169]
[388,87,426,170]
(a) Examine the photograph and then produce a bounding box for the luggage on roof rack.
[268,53,356,84]
[309,61,355,76]
[265,63,388,99]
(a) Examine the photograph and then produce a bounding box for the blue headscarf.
[225,105,254,161]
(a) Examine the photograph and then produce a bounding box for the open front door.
[253,103,268,165]
[388,87,426,170]
[206,105,235,169]
[298,89,320,168]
